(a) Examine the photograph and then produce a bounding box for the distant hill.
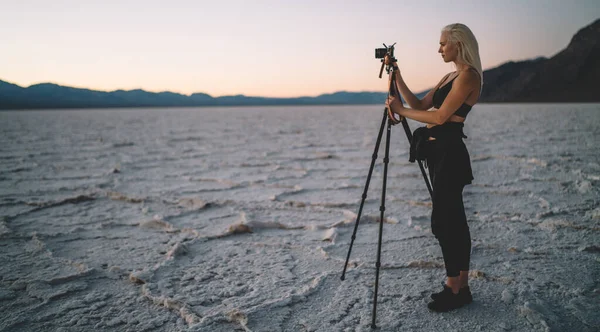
[0,80,418,110]
[480,18,600,102]
[1,19,598,110]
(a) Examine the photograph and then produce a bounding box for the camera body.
[375,44,395,59]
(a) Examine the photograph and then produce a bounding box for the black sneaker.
[431,283,473,304]
[460,286,473,304]
[427,286,469,312]
[430,281,450,300]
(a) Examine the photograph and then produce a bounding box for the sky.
[1,1,599,98]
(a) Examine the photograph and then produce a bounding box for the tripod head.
[375,43,397,78]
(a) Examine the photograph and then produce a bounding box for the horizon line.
[1,77,423,99]
[1,55,536,100]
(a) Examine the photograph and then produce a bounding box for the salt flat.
[0,104,599,331]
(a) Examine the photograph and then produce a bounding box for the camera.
[375,43,395,59]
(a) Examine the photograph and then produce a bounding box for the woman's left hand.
[386,96,405,124]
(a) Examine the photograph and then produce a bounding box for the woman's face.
[438,32,458,63]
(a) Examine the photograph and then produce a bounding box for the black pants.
[431,183,471,277]
[427,139,472,277]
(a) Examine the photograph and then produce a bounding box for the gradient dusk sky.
[1,1,599,98]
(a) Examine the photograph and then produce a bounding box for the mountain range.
[480,18,599,102]
[1,19,598,110]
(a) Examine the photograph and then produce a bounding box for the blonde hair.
[442,23,483,89]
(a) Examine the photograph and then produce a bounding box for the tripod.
[340,58,433,329]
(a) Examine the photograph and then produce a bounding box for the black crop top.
[432,75,473,118]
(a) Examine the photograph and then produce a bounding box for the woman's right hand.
[385,55,401,77]
[383,54,394,66]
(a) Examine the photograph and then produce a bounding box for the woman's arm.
[388,70,478,125]
[391,64,451,111]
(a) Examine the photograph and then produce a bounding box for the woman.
[385,23,482,312]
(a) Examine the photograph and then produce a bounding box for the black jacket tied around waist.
[409,122,468,164]
[410,122,474,187]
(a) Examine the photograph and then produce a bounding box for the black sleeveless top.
[432,75,473,118]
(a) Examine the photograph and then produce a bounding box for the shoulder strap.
[434,72,454,90]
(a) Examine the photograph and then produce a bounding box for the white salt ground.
[0,104,599,331]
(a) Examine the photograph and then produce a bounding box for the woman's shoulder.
[456,68,480,86]
[458,67,478,76]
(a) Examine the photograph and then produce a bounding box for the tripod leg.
[341,108,388,281]
[371,119,392,329]
[391,77,433,200]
